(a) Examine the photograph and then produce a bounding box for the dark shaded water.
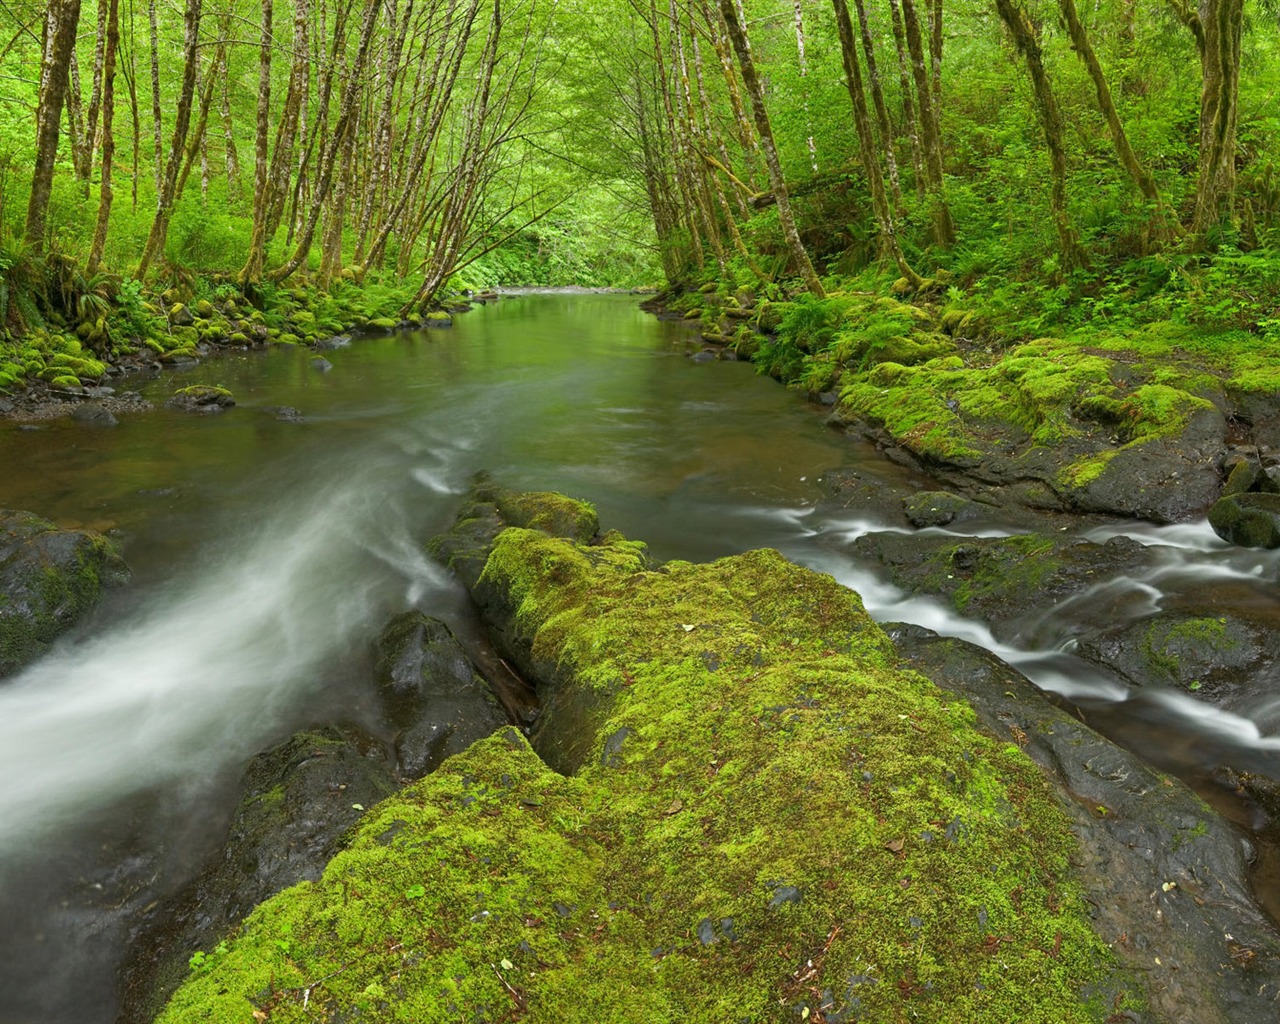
[2,293,1280,1022]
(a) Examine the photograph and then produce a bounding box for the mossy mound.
[157,496,1135,1023]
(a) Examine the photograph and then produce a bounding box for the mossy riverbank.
[661,276,1280,524]
[0,273,474,406]
[156,490,1139,1023]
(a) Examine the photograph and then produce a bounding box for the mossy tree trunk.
[717,0,825,298]
[900,0,953,245]
[887,0,925,200]
[995,0,1087,274]
[25,0,83,252]
[1057,0,1163,218]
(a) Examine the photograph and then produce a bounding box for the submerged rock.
[0,510,129,677]
[901,489,987,528]
[374,612,506,779]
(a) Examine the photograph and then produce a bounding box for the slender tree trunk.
[83,0,110,193]
[270,0,381,282]
[832,0,922,287]
[147,0,162,194]
[1057,0,1159,206]
[25,0,83,251]
[122,0,140,210]
[87,0,120,272]
[264,0,312,238]
[175,53,217,201]
[901,0,953,244]
[717,0,824,297]
[852,0,901,207]
[217,9,241,207]
[995,0,1086,272]
[792,0,817,172]
[135,0,203,277]
[888,0,925,198]
[67,51,90,179]
[239,0,275,284]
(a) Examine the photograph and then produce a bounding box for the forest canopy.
[0,0,1278,338]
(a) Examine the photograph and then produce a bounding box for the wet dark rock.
[901,490,987,528]
[1209,492,1280,548]
[852,530,1151,641]
[0,398,15,414]
[83,385,116,399]
[263,406,304,422]
[0,510,130,677]
[373,612,506,779]
[691,349,716,363]
[429,484,610,773]
[1076,611,1276,703]
[889,625,1280,1024]
[70,403,118,427]
[314,334,352,350]
[164,386,234,414]
[310,357,333,373]
[117,727,399,1024]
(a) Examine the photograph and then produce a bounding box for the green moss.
[159,511,1134,1023]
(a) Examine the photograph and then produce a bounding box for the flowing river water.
[2,293,1280,1022]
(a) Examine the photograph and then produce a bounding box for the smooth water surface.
[3,293,1280,1022]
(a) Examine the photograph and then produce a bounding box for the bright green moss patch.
[159,510,1135,1023]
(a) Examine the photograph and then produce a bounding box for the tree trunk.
[25,0,83,251]
[852,0,901,208]
[87,0,120,272]
[67,51,90,180]
[901,0,953,244]
[831,0,922,288]
[887,0,925,198]
[147,0,162,195]
[1057,0,1159,206]
[175,52,217,202]
[717,0,824,297]
[270,0,381,283]
[239,0,275,284]
[135,0,203,277]
[83,0,110,193]
[217,9,242,207]
[1190,0,1243,243]
[995,0,1086,272]
[264,0,312,239]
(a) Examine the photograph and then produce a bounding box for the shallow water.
[1,293,1279,1021]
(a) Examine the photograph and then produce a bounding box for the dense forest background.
[1,0,1279,374]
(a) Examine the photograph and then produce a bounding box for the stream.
[2,292,1279,1022]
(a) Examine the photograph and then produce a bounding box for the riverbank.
[653,275,1280,532]
[0,274,480,420]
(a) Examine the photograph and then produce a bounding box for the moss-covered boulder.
[0,509,130,676]
[374,612,507,779]
[166,385,235,414]
[157,493,1137,1023]
[901,490,988,528]
[1076,611,1275,702]
[1208,492,1280,548]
